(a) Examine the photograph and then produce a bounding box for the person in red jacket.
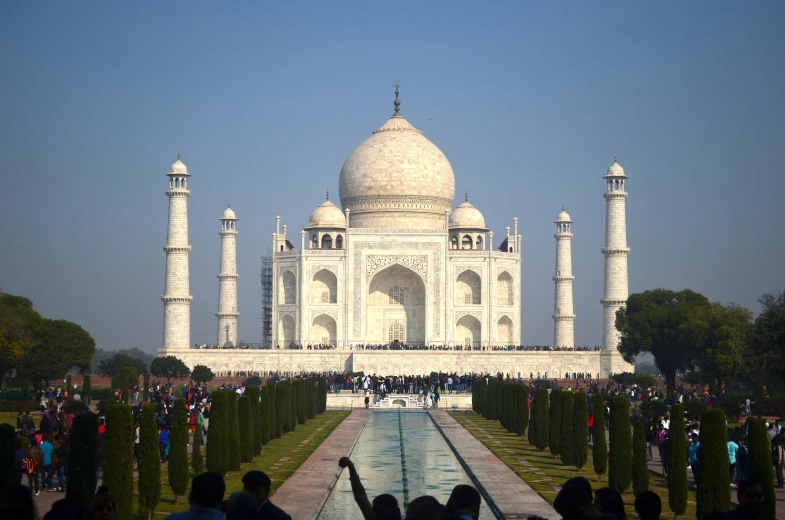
[587,413,595,443]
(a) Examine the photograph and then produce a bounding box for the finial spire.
[465,190,468,202]
[613,154,617,163]
[562,204,565,211]
[177,152,181,161]
[326,190,330,201]
[393,81,401,117]
[228,202,231,208]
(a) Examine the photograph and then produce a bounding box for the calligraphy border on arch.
[309,264,338,277]
[353,242,442,337]
[366,255,428,281]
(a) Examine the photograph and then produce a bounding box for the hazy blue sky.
[1,1,783,355]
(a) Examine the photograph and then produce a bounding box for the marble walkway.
[272,409,370,519]
[429,410,559,520]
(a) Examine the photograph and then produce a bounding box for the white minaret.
[161,154,193,351]
[217,204,239,347]
[601,155,630,350]
[553,206,575,348]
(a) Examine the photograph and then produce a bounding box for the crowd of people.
[188,342,606,351]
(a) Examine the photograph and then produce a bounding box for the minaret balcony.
[217,273,240,279]
[600,298,626,306]
[553,232,573,238]
[603,191,628,200]
[163,245,192,253]
[600,247,630,255]
[219,230,238,237]
[552,275,575,282]
[216,311,240,318]
[161,295,193,303]
[166,188,191,197]
[552,314,576,320]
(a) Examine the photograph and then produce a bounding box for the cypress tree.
[608,396,632,492]
[486,380,498,421]
[474,377,484,414]
[533,387,549,451]
[191,433,204,475]
[168,398,189,504]
[592,393,607,481]
[259,386,270,445]
[82,374,91,403]
[247,387,262,456]
[238,395,254,463]
[527,387,537,444]
[227,392,241,470]
[124,367,138,403]
[268,383,278,438]
[549,389,562,457]
[66,412,99,507]
[295,380,306,425]
[572,391,588,470]
[498,383,507,428]
[275,382,288,436]
[206,390,228,477]
[306,380,316,419]
[0,424,16,492]
[560,391,575,466]
[143,373,150,402]
[631,420,650,496]
[104,404,134,520]
[668,404,688,517]
[748,418,775,520]
[318,377,327,413]
[508,384,518,433]
[66,374,72,397]
[137,403,161,520]
[288,380,297,432]
[695,408,730,519]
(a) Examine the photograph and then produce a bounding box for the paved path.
[429,410,559,520]
[272,410,370,520]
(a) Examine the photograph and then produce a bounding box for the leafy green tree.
[142,373,150,402]
[533,387,549,451]
[560,391,575,466]
[104,404,134,520]
[667,404,688,516]
[16,319,95,389]
[206,390,228,477]
[168,399,189,503]
[120,366,138,404]
[96,352,148,377]
[137,404,161,520]
[572,392,588,470]
[238,395,254,463]
[227,392,241,470]
[66,411,99,508]
[608,396,632,492]
[259,385,271,445]
[549,389,562,458]
[751,289,785,380]
[695,409,730,519]
[748,418,775,520]
[592,393,607,481]
[0,424,16,492]
[318,377,327,413]
[149,356,190,384]
[631,420,650,496]
[192,365,214,386]
[0,294,42,388]
[616,288,710,394]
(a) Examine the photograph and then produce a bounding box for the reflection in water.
[317,412,493,519]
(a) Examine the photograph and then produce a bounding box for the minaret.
[161,154,193,351]
[553,206,575,348]
[217,204,239,347]
[601,155,630,350]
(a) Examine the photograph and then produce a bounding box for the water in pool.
[317,411,494,519]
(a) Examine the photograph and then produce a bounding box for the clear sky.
[1,1,783,355]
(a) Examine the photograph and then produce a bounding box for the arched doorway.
[456,315,481,347]
[311,314,337,346]
[312,269,337,304]
[497,315,513,344]
[367,264,426,344]
[279,314,295,347]
[456,270,481,305]
[280,270,296,304]
[497,271,513,306]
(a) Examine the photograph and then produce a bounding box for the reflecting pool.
[317,411,494,519]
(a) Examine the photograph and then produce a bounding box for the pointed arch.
[456,270,481,305]
[311,313,337,346]
[279,314,295,346]
[456,315,481,347]
[497,271,513,306]
[280,270,297,304]
[497,315,513,344]
[367,264,426,344]
[312,269,337,304]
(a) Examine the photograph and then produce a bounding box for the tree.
[149,356,190,383]
[96,352,148,377]
[592,393,607,481]
[751,289,785,380]
[104,404,134,520]
[668,404,688,517]
[288,380,297,432]
[168,398,189,504]
[517,385,529,436]
[572,392,588,470]
[296,380,307,425]
[227,392,241,471]
[608,396,632,492]
[533,387,549,451]
[137,404,161,520]
[16,319,95,388]
[82,374,91,402]
[259,386,271,445]
[0,294,42,388]
[318,377,327,413]
[142,373,150,402]
[616,288,710,394]
[486,380,498,421]
[748,418,775,520]
[473,377,485,415]
[245,386,262,456]
[268,383,278,439]
[527,386,537,444]
[192,365,214,386]
[275,381,288,436]
[307,379,316,419]
[682,302,754,393]
[206,390,228,477]
[549,389,562,458]
[119,366,137,404]
[238,395,254,463]
[66,411,99,508]
[695,408,730,519]
[507,384,517,433]
[631,421,650,496]
[560,391,575,466]
[0,424,16,492]
[191,432,204,475]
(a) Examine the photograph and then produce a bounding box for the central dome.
[339,100,455,229]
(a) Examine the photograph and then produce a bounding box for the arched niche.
[456,314,481,347]
[497,271,513,306]
[279,314,295,346]
[311,313,337,346]
[456,270,481,305]
[367,264,426,344]
[280,270,297,305]
[312,269,337,304]
[497,315,513,344]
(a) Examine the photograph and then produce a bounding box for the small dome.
[556,207,572,223]
[605,156,626,178]
[221,206,236,220]
[307,199,346,229]
[449,201,487,229]
[168,157,189,175]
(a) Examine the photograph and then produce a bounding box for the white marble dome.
[168,157,189,175]
[306,199,346,229]
[221,206,236,220]
[338,113,456,229]
[605,157,626,178]
[556,208,572,223]
[449,201,487,229]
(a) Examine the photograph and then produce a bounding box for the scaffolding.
[261,249,273,348]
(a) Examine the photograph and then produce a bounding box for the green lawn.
[0,412,18,427]
[449,411,697,519]
[148,410,350,516]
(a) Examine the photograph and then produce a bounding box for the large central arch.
[367,264,426,344]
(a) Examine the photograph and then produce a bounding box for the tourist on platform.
[405,496,444,520]
[338,457,400,520]
[634,491,661,520]
[364,390,371,409]
[725,480,765,520]
[224,491,259,520]
[241,470,292,520]
[164,472,225,520]
[445,484,481,520]
[594,487,626,520]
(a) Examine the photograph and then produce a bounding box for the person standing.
[364,390,370,409]
[38,435,55,492]
[25,439,43,496]
[728,433,739,486]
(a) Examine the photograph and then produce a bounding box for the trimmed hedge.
[695,408,730,519]
[82,374,91,401]
[668,404,688,516]
[559,391,574,466]
[259,386,271,445]
[275,381,289,435]
[104,404,134,520]
[608,396,632,492]
[517,385,529,436]
[592,393,607,480]
[191,432,204,475]
[168,399,189,503]
[572,392,588,470]
[268,384,278,439]
[318,377,327,413]
[66,412,99,507]
[206,390,229,477]
[532,387,549,451]
[549,388,562,457]
[748,417,775,520]
[246,387,262,456]
[138,403,161,519]
[227,391,241,471]
[143,373,150,402]
[238,395,254,463]
[631,420,650,496]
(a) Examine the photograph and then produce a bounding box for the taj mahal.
[158,85,633,378]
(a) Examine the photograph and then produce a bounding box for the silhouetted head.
[736,480,764,518]
[224,491,258,520]
[554,485,595,520]
[373,494,401,520]
[446,485,481,519]
[1,485,36,520]
[405,495,444,520]
[563,477,593,501]
[594,487,626,520]
[634,491,661,520]
[242,470,272,504]
[188,472,226,509]
[43,497,89,520]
